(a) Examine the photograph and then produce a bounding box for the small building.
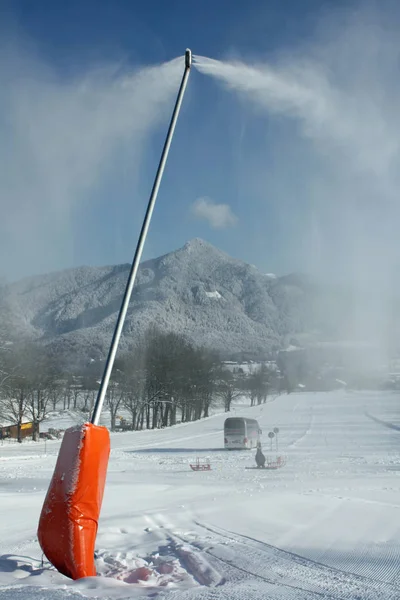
[0,418,34,440]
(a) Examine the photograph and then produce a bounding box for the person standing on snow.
[255,441,266,468]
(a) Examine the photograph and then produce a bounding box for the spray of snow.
[193,5,400,362]
[0,36,183,279]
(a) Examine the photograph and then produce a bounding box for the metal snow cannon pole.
[37,50,192,581]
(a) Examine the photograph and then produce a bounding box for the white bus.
[224,417,262,449]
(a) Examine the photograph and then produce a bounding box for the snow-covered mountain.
[0,238,362,364]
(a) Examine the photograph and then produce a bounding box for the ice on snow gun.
[37,49,192,581]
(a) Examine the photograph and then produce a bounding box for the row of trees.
[0,327,280,442]
[79,329,281,429]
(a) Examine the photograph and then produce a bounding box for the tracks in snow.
[170,520,400,600]
[103,513,400,598]
[96,513,316,599]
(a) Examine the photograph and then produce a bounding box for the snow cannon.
[37,49,192,581]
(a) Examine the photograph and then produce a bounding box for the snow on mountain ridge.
[0,239,317,363]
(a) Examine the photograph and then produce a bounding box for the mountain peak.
[182,238,217,252]
[178,238,236,265]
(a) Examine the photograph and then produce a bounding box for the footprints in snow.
[95,514,222,591]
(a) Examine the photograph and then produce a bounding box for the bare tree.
[247,364,275,405]
[105,361,126,432]
[107,383,125,431]
[216,369,243,412]
[0,381,30,443]
[27,387,52,441]
[0,342,32,442]
[119,356,145,430]
[80,389,96,418]
[24,344,58,440]
[79,367,101,418]
[50,384,62,411]
[182,347,219,420]
[62,376,73,410]
[142,330,180,429]
[71,381,82,410]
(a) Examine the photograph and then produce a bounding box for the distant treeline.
[0,326,280,441]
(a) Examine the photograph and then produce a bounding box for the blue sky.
[1,0,400,286]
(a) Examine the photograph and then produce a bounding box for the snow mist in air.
[0,38,183,279]
[194,6,400,362]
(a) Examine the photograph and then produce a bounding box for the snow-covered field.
[1,390,400,599]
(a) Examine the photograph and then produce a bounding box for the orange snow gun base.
[37,423,110,579]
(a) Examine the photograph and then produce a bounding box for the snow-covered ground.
[1,390,400,599]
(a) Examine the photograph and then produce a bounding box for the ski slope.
[1,390,400,599]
